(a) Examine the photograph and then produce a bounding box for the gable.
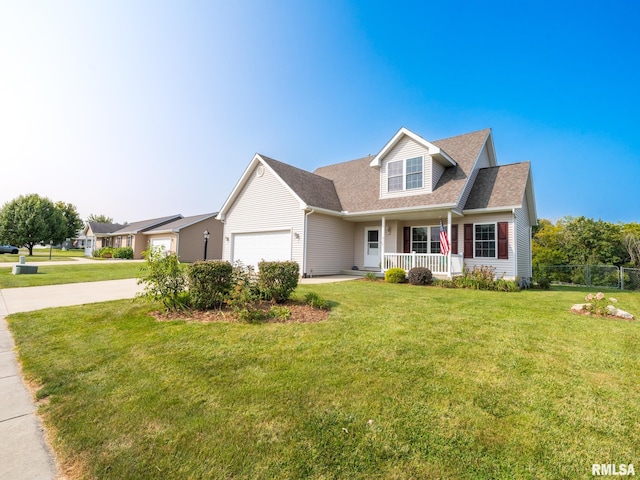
[226,162,302,223]
[377,136,434,198]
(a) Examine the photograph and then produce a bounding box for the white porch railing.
[383,253,464,276]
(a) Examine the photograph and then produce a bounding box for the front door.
[364,228,380,268]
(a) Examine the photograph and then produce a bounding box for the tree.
[0,194,66,255]
[562,216,625,266]
[532,218,568,266]
[87,213,114,224]
[56,201,83,241]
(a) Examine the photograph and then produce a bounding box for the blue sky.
[1,1,639,224]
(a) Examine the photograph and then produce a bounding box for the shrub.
[385,268,406,284]
[364,272,378,281]
[445,265,520,292]
[113,247,134,259]
[533,273,551,289]
[258,261,300,303]
[408,267,433,286]
[582,292,619,316]
[93,247,115,258]
[187,260,233,310]
[137,249,188,312]
[304,291,330,310]
[268,305,291,320]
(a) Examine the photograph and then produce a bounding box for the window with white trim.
[411,226,441,254]
[475,223,496,258]
[406,157,423,189]
[387,160,403,191]
[386,157,423,192]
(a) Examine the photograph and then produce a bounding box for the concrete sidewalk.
[0,274,353,479]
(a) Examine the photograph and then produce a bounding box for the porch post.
[447,211,452,279]
[381,216,386,272]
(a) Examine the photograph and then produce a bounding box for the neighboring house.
[83,215,182,259]
[83,222,125,256]
[144,213,223,262]
[217,127,537,282]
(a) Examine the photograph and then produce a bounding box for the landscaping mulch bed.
[151,300,330,324]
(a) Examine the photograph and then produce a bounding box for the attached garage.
[232,230,291,268]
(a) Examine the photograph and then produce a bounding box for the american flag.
[439,219,450,255]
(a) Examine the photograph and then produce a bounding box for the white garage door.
[151,238,172,253]
[233,231,291,268]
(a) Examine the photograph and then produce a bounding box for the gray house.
[217,127,537,281]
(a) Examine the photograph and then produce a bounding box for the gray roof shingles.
[255,128,530,215]
[463,162,530,210]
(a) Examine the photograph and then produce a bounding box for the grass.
[0,248,85,263]
[0,263,144,288]
[7,283,640,479]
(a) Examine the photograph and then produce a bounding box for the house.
[83,221,125,256]
[83,214,223,260]
[216,127,537,282]
[143,213,223,262]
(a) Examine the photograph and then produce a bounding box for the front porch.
[342,253,463,278]
[384,252,464,277]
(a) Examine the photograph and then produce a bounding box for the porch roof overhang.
[304,203,462,222]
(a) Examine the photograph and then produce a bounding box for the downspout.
[381,216,386,272]
[447,210,452,279]
[512,208,518,283]
[303,209,315,277]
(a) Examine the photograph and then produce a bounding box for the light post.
[49,240,53,260]
[203,230,210,260]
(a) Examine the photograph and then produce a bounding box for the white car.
[0,245,19,254]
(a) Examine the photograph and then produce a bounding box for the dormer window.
[387,157,423,192]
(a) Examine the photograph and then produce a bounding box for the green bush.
[137,249,188,312]
[258,261,299,303]
[304,291,330,310]
[187,260,233,310]
[407,267,433,286]
[268,305,291,320]
[364,272,378,281]
[533,273,551,289]
[113,247,134,259]
[385,268,406,284]
[92,247,115,258]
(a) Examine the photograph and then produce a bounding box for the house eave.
[369,127,457,168]
[462,205,522,216]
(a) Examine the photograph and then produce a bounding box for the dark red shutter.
[403,226,411,253]
[498,222,509,259]
[451,224,458,254]
[463,224,473,258]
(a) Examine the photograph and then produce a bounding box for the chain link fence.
[534,265,640,291]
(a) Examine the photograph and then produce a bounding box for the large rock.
[570,303,634,320]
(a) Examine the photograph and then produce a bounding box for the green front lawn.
[0,248,85,262]
[0,263,144,288]
[8,283,640,479]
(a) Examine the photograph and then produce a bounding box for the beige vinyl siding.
[379,136,432,198]
[462,212,516,279]
[458,143,492,210]
[432,160,445,189]
[352,222,384,270]
[515,198,532,279]
[306,213,355,275]
[177,218,223,262]
[222,164,304,266]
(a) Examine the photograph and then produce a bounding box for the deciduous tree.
[0,194,66,255]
